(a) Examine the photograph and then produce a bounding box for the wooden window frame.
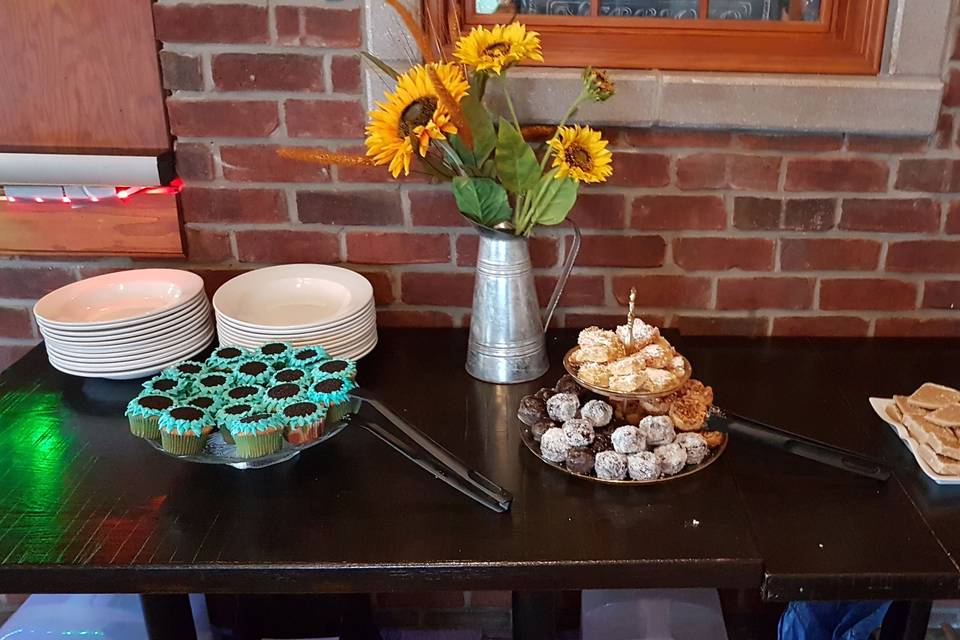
[425,0,889,75]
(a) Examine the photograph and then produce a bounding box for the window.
[426,0,889,74]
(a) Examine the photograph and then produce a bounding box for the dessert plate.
[34,269,204,329]
[869,397,960,486]
[213,265,373,330]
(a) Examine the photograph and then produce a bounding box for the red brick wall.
[2,1,960,369]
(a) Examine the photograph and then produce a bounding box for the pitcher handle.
[542,218,581,333]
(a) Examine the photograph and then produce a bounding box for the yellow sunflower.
[365,63,469,177]
[547,125,613,184]
[454,23,543,75]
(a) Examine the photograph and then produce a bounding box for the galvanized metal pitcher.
[466,220,581,384]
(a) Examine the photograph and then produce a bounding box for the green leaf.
[461,94,496,165]
[453,176,513,227]
[359,52,400,81]
[530,171,578,227]
[495,118,540,194]
[449,135,476,168]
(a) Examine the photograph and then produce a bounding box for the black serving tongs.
[348,393,513,513]
[708,406,891,481]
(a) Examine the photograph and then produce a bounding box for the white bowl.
[213,299,375,337]
[217,319,376,350]
[36,294,209,341]
[213,265,373,330]
[34,269,204,329]
[40,308,212,349]
[48,340,213,380]
[46,328,214,371]
[45,319,214,358]
[215,305,376,340]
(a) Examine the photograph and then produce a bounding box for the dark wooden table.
[0,329,957,639]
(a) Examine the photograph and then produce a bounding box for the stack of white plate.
[213,264,377,359]
[34,269,214,380]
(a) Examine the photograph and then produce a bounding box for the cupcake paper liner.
[128,415,161,440]
[234,430,283,458]
[161,431,209,456]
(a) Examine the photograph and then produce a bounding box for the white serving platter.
[869,397,960,486]
[34,269,204,329]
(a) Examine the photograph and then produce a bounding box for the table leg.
[879,601,933,640]
[140,594,197,640]
[512,591,557,640]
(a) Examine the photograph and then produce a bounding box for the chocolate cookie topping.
[170,407,205,421]
[319,360,348,374]
[138,395,174,411]
[275,369,306,383]
[228,385,260,400]
[260,343,288,355]
[188,396,217,410]
[283,402,318,418]
[175,362,203,375]
[215,347,242,359]
[240,412,271,424]
[314,378,344,394]
[293,349,319,362]
[267,383,300,400]
[239,361,268,376]
[151,379,178,392]
[199,374,228,387]
[222,403,252,416]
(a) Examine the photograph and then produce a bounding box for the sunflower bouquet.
[280,1,615,237]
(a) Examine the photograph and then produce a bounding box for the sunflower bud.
[582,67,615,102]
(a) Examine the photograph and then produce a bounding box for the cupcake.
[280,399,326,444]
[125,393,175,439]
[194,372,231,395]
[315,359,357,381]
[224,384,263,404]
[216,402,255,444]
[262,382,303,411]
[158,406,214,455]
[207,345,246,369]
[230,412,284,459]
[142,375,185,396]
[307,376,356,423]
[257,342,293,365]
[234,358,272,385]
[290,346,329,368]
[273,367,309,385]
[169,360,204,376]
[186,394,221,414]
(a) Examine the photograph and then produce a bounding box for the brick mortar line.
[161,43,362,56]
[169,91,363,101]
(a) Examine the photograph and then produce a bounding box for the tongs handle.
[352,394,513,513]
[716,410,891,482]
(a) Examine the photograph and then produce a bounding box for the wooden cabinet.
[0,0,169,154]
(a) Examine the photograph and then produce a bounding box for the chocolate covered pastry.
[611,425,645,454]
[530,418,555,442]
[534,387,557,402]
[675,432,709,465]
[518,395,548,427]
[641,415,676,446]
[590,427,613,454]
[565,448,595,475]
[580,399,613,427]
[555,374,584,397]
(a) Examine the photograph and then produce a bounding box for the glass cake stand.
[516,348,727,485]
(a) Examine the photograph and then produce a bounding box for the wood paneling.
[0,195,183,257]
[0,0,170,154]
[428,0,888,75]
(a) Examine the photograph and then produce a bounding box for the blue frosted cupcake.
[142,374,186,396]
[306,376,355,423]
[273,367,309,385]
[229,412,284,459]
[290,346,329,368]
[193,372,231,395]
[168,360,204,377]
[279,399,326,444]
[158,406,215,455]
[186,393,221,414]
[207,345,247,369]
[234,357,272,385]
[262,382,304,411]
[315,359,356,381]
[257,342,294,366]
[224,384,263,405]
[216,402,256,444]
[126,393,175,439]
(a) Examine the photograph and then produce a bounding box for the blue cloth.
[779,601,892,640]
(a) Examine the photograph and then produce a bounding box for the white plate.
[48,338,213,380]
[213,265,373,330]
[46,328,214,371]
[34,269,205,329]
[41,310,213,351]
[45,320,214,359]
[869,397,960,486]
[217,320,376,350]
[213,299,376,337]
[216,313,376,346]
[37,293,209,341]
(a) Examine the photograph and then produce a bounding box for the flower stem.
[538,89,588,172]
[500,74,522,131]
